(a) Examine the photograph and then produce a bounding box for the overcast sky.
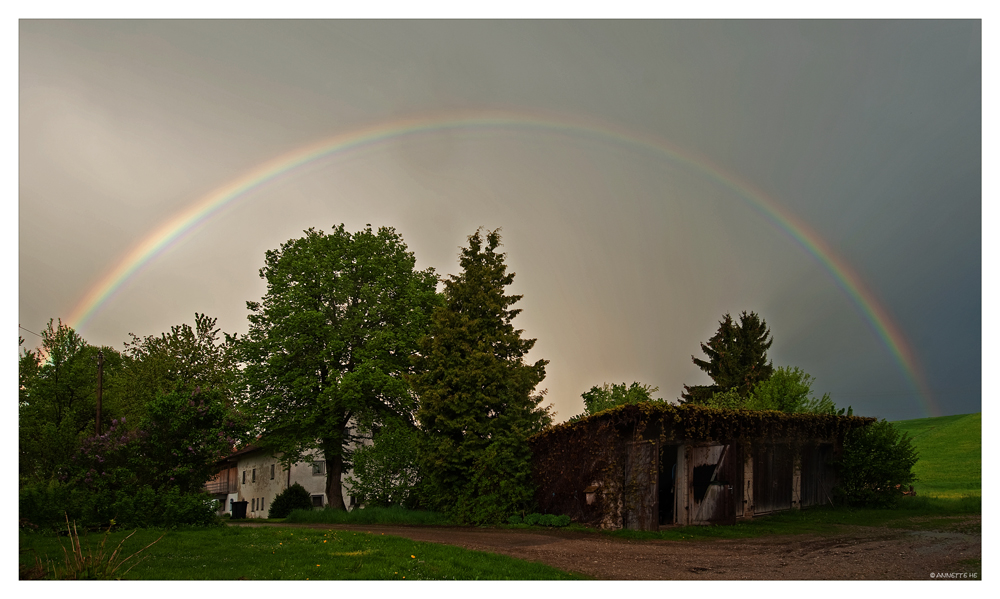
[18,20,981,422]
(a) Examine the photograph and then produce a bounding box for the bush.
[268,483,314,518]
[834,419,918,508]
[19,481,218,530]
[508,513,570,527]
[345,421,420,508]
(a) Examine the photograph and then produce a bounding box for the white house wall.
[234,448,355,517]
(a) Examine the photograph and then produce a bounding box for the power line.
[19,325,42,338]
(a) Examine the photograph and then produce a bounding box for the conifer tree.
[682,311,774,402]
[411,229,551,523]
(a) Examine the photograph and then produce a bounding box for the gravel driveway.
[232,517,981,580]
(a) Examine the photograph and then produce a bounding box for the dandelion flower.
[411,555,415,558]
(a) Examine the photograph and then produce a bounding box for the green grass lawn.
[19,524,584,580]
[892,412,981,498]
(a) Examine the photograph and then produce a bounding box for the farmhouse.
[205,445,356,517]
[529,403,872,530]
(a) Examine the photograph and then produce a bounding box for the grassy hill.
[891,412,980,498]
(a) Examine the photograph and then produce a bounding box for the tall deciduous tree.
[411,229,552,523]
[239,225,439,510]
[682,311,774,403]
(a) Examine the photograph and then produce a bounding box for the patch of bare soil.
[233,517,981,580]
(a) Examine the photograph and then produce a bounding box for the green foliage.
[27,386,240,529]
[411,229,552,525]
[570,382,662,421]
[239,225,439,510]
[834,419,919,508]
[682,311,773,403]
[346,419,420,508]
[268,483,314,518]
[20,479,220,530]
[508,513,571,527]
[19,320,123,486]
[703,366,838,415]
[449,437,538,525]
[749,366,835,414]
[115,313,237,424]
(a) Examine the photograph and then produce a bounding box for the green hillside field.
[891,412,981,498]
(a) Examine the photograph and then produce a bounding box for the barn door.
[691,444,738,524]
[754,443,793,514]
[623,440,658,531]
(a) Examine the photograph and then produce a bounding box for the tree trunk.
[324,444,347,511]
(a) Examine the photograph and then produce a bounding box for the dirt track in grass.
[231,517,981,580]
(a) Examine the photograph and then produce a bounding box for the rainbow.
[65,107,939,417]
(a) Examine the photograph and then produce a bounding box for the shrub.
[268,483,314,518]
[834,419,919,507]
[345,420,420,508]
[510,513,571,527]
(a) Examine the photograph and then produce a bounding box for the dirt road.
[233,518,981,580]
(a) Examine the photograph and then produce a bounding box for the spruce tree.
[411,229,551,523]
[682,310,774,402]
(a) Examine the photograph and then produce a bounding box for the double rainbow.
[64,108,939,416]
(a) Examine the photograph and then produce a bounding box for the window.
[312,461,326,476]
[242,470,246,484]
[252,468,256,483]
[311,495,324,508]
[270,464,275,480]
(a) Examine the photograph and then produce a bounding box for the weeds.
[20,514,162,580]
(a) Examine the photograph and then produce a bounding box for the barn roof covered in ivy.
[530,402,874,447]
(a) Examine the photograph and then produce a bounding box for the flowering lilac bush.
[25,387,245,528]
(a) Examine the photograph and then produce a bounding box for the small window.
[312,461,326,476]
[242,470,246,484]
[252,468,256,483]
[270,464,275,480]
[311,495,324,507]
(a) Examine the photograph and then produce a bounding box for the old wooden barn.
[529,403,872,530]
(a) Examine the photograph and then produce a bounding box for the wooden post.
[792,451,802,510]
[95,350,103,436]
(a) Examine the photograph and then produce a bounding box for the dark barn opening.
[658,444,677,525]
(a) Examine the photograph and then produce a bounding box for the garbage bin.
[231,500,248,519]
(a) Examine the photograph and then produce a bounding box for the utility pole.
[96,350,104,436]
